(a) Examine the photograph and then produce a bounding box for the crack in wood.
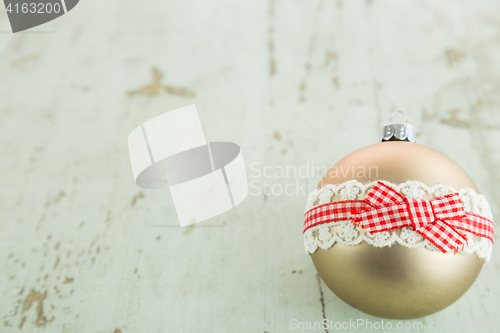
[316,274,329,333]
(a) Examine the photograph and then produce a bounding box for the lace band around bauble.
[303,180,495,262]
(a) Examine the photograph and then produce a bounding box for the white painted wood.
[0,0,499,332]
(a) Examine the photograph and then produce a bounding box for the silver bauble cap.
[381,111,416,143]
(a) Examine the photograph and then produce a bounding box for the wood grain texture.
[0,0,499,332]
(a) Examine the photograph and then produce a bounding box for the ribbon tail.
[417,221,467,254]
[445,213,495,243]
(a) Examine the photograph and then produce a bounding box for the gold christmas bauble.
[310,141,485,319]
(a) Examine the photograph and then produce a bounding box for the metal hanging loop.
[390,110,408,124]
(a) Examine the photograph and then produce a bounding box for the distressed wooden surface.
[1,0,500,332]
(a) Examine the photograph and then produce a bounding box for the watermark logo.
[289,317,499,331]
[248,161,379,197]
[128,105,248,227]
[3,0,79,33]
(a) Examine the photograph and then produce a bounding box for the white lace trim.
[304,180,494,262]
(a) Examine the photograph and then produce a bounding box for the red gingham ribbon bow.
[303,182,495,254]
